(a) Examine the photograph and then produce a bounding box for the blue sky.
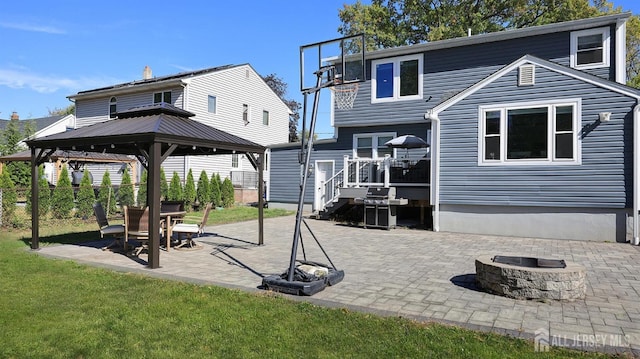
[1,0,639,139]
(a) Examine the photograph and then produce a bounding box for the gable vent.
[518,64,535,86]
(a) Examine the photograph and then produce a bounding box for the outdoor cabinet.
[364,204,397,230]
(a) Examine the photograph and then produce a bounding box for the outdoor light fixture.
[599,112,612,122]
[192,145,196,150]
[110,144,115,149]
[90,145,94,150]
[71,146,76,150]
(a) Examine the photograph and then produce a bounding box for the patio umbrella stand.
[261,66,344,296]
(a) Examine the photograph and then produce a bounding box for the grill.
[360,187,407,230]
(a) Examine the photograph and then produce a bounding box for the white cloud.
[0,68,120,94]
[0,21,66,34]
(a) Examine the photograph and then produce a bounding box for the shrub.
[137,169,148,206]
[25,165,51,217]
[221,177,235,208]
[184,169,196,211]
[168,172,184,201]
[75,171,95,219]
[118,167,135,209]
[210,173,222,207]
[160,168,168,200]
[51,166,74,219]
[196,170,210,206]
[97,171,117,216]
[0,167,17,225]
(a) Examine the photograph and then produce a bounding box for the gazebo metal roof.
[26,103,266,268]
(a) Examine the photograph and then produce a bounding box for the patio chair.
[124,206,150,256]
[171,203,212,248]
[93,202,125,251]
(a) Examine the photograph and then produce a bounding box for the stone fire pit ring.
[475,255,586,301]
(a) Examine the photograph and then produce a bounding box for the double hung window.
[570,28,610,69]
[354,133,395,159]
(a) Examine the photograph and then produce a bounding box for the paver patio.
[36,215,640,356]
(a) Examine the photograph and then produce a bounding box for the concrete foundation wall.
[439,204,630,242]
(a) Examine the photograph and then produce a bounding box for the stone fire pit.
[475,255,586,301]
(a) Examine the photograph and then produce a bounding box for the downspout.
[634,104,640,245]
[425,110,440,231]
[181,79,190,180]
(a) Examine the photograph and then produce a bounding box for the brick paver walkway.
[37,215,640,356]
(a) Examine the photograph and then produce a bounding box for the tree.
[338,0,640,86]
[0,167,17,225]
[75,171,95,219]
[26,165,50,217]
[48,104,75,116]
[51,166,74,219]
[221,177,235,208]
[210,173,222,207]
[196,170,210,206]
[118,168,135,209]
[98,171,117,215]
[262,74,302,142]
[0,115,23,155]
[168,171,184,201]
[137,169,148,206]
[183,169,196,211]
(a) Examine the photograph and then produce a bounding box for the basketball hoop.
[330,82,359,110]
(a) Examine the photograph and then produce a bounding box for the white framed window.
[109,97,117,119]
[371,54,423,103]
[262,110,269,125]
[353,132,396,159]
[153,91,172,104]
[242,104,249,125]
[478,99,581,166]
[208,95,217,113]
[570,27,610,69]
[231,153,239,168]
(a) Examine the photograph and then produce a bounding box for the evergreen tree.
[98,171,117,215]
[160,167,168,200]
[0,167,17,225]
[75,171,95,219]
[196,170,210,206]
[25,165,50,217]
[0,116,23,155]
[210,173,222,207]
[51,166,74,219]
[118,167,135,208]
[137,169,148,206]
[221,177,235,208]
[183,169,196,211]
[168,171,184,201]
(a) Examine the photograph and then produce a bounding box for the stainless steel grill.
[360,187,407,230]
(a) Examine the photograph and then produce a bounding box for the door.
[314,161,334,212]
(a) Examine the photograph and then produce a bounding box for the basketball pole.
[286,67,328,282]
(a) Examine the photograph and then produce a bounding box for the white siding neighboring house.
[68,64,292,200]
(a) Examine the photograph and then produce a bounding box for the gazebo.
[26,103,267,268]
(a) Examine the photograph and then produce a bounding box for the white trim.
[427,115,441,231]
[570,27,610,70]
[477,98,582,166]
[314,160,334,212]
[616,20,627,84]
[634,104,640,245]
[352,132,397,159]
[371,54,423,103]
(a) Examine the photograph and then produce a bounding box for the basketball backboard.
[300,34,365,92]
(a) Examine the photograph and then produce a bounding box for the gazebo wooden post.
[147,141,162,268]
[30,147,39,250]
[258,151,264,245]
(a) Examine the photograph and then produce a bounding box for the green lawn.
[0,208,617,358]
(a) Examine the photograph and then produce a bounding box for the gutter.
[425,110,440,231]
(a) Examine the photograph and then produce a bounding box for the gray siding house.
[269,13,640,242]
[69,64,291,195]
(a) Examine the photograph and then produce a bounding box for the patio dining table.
[161,210,186,250]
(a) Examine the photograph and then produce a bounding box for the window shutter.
[518,65,535,86]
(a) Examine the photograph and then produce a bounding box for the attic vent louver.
[518,65,535,86]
